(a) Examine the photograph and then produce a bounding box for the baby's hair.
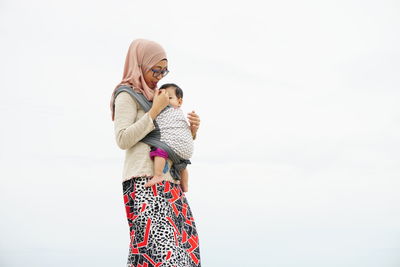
[160,83,183,99]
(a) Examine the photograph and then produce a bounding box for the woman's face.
[143,59,168,89]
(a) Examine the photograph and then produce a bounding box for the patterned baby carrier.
[114,85,192,181]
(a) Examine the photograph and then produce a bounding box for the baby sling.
[114,85,191,181]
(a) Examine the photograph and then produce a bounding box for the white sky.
[1,0,400,266]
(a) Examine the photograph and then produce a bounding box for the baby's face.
[166,87,182,108]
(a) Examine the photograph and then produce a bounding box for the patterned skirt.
[122,176,201,267]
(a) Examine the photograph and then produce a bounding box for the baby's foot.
[144,175,165,188]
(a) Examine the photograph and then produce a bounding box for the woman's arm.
[114,92,156,150]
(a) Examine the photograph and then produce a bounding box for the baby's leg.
[144,156,166,187]
[145,147,169,188]
[180,168,189,192]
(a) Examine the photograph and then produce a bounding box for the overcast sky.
[1,0,400,266]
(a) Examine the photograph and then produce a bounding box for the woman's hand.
[187,111,200,139]
[149,89,169,119]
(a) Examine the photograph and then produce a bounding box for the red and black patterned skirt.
[122,176,201,267]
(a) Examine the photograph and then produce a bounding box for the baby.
[148,83,194,192]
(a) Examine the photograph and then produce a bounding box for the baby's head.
[159,83,183,108]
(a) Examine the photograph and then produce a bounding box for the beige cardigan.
[113,91,180,184]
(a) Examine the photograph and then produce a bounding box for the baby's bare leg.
[144,156,166,187]
[180,168,189,192]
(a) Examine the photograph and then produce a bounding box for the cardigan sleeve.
[114,92,156,150]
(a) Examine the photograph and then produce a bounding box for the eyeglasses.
[151,68,169,78]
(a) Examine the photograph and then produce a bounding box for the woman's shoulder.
[115,90,132,100]
[115,91,141,109]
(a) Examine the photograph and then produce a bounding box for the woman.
[110,39,201,267]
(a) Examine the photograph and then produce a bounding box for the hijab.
[110,39,167,121]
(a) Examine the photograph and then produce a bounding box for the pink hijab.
[110,39,167,121]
